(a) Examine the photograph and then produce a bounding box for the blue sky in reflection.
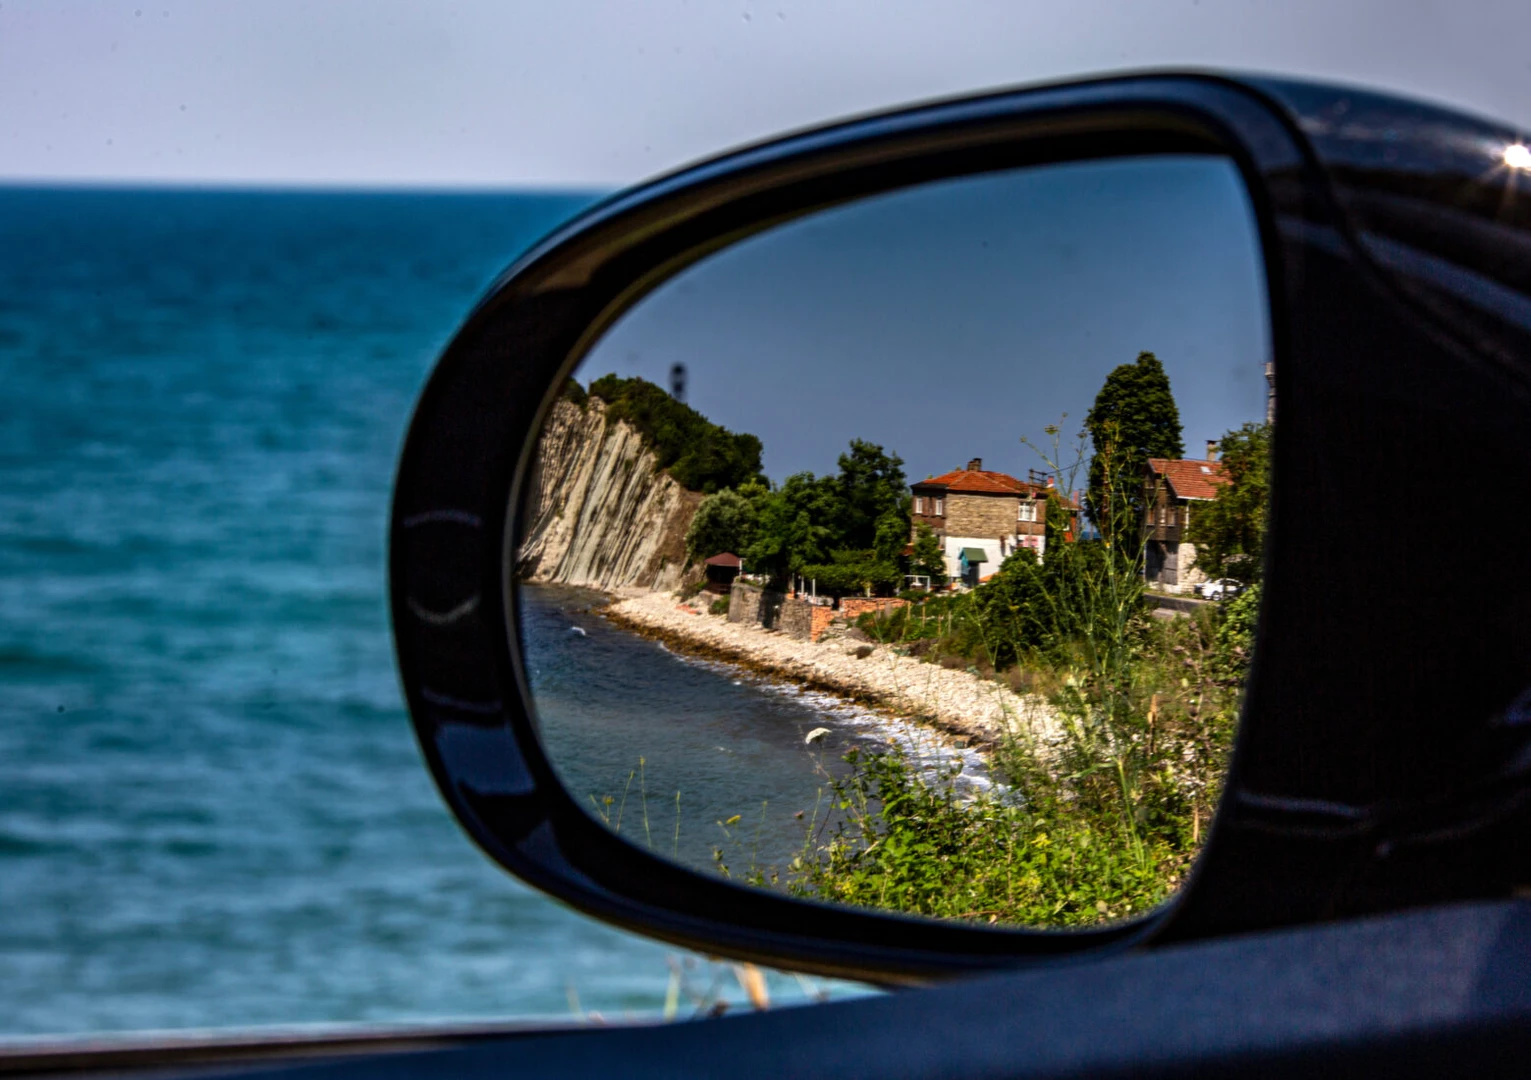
[581,154,1269,485]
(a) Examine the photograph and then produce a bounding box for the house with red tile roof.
[909,458,1057,587]
[1144,441,1229,591]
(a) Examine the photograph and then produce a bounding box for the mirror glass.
[516,154,1272,928]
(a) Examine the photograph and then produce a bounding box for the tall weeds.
[779,420,1246,924]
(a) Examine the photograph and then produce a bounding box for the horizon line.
[0,176,613,196]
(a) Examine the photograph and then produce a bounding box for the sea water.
[523,585,991,876]
[0,187,874,1038]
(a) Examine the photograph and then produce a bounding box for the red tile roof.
[914,468,1043,496]
[1147,457,1228,500]
[704,552,742,567]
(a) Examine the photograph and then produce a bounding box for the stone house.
[1143,442,1229,591]
[909,458,1054,587]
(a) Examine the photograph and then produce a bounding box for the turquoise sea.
[0,187,857,1038]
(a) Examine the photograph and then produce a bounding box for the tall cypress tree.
[1084,351,1184,539]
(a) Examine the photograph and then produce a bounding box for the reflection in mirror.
[516,155,1271,928]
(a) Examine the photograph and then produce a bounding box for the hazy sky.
[3,1,1530,188]
[580,155,1268,485]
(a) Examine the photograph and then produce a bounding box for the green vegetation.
[772,587,1247,924]
[586,374,766,493]
[909,523,947,586]
[583,354,1260,928]
[1187,422,1271,585]
[743,439,910,593]
[796,548,902,597]
[764,564,1248,923]
[1084,351,1183,538]
[727,363,1253,926]
[560,376,588,408]
[686,486,760,562]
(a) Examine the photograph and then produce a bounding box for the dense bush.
[686,488,758,562]
[742,441,908,585]
[797,548,902,598]
[769,749,1174,925]
[560,376,588,408]
[586,374,765,494]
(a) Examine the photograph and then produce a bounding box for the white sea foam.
[663,649,996,794]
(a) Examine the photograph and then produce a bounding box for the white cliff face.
[516,398,701,592]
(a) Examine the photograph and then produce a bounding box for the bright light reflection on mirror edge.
[517,153,1272,930]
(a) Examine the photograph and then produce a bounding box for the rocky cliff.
[516,398,702,592]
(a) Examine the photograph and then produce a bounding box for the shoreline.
[597,588,1061,756]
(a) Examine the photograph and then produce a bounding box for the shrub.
[782,749,1176,925]
[709,596,730,616]
[586,374,765,493]
[686,488,757,562]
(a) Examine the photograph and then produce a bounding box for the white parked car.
[1197,578,1243,600]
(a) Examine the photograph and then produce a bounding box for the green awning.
[960,547,987,564]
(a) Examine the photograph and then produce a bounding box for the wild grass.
[746,420,1251,925]
[582,419,1254,926]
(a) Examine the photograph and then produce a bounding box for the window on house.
[1158,504,1167,526]
[934,498,944,516]
[1018,501,1037,522]
[914,496,924,514]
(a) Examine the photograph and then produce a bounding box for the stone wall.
[1176,541,1211,588]
[729,582,781,627]
[1145,539,1211,592]
[944,491,1020,540]
[778,597,814,640]
[840,597,910,620]
[729,582,836,641]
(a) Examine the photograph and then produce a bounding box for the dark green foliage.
[910,523,947,584]
[873,507,911,566]
[778,749,1175,925]
[709,596,730,616]
[834,440,907,551]
[1187,422,1271,584]
[742,472,840,580]
[560,377,588,408]
[1084,352,1184,534]
[797,549,902,597]
[742,440,912,586]
[1212,582,1261,682]
[968,548,1050,670]
[685,488,757,563]
[586,374,765,493]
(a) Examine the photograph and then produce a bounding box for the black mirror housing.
[390,71,1531,982]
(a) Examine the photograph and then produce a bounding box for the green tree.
[741,439,914,586]
[741,472,839,582]
[685,488,757,563]
[835,439,907,551]
[971,547,1049,668]
[586,374,765,493]
[910,522,947,584]
[872,505,911,566]
[1084,352,1183,537]
[1187,422,1270,585]
[798,549,902,597]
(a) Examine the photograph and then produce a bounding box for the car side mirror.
[390,73,1531,982]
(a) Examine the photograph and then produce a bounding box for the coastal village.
[595,443,1231,753]
[517,367,1259,759]
[519,357,1264,923]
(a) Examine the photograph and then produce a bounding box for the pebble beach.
[603,589,1062,757]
